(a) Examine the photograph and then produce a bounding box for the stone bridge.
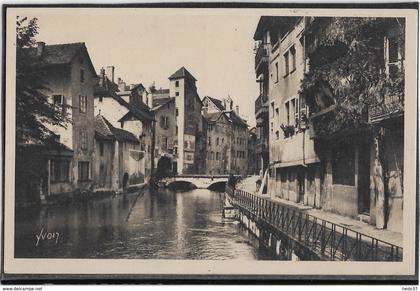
[159,175,236,190]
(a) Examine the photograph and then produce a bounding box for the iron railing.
[226,187,403,262]
[255,44,268,71]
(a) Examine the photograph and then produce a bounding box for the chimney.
[235,105,239,114]
[99,67,105,87]
[230,100,233,111]
[36,42,45,56]
[222,98,226,110]
[117,78,126,91]
[105,66,115,83]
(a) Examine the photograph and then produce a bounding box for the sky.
[27,9,261,127]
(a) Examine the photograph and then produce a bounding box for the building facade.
[94,115,144,191]
[202,96,249,176]
[16,42,97,202]
[94,67,155,183]
[255,16,405,234]
[254,17,320,204]
[169,67,204,174]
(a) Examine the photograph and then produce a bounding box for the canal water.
[15,188,277,260]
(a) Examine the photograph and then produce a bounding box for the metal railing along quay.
[225,186,403,261]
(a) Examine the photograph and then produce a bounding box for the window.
[216,137,219,145]
[160,116,169,129]
[275,107,279,123]
[53,94,62,106]
[270,102,275,118]
[184,141,188,149]
[216,152,220,160]
[290,45,296,72]
[276,130,279,140]
[208,137,211,146]
[286,101,290,126]
[78,161,90,181]
[80,69,85,83]
[50,160,70,182]
[176,126,178,134]
[210,151,214,160]
[80,130,88,150]
[294,97,300,126]
[284,51,289,76]
[176,92,179,96]
[291,98,296,126]
[161,137,168,151]
[332,142,355,186]
[176,108,179,116]
[99,142,104,156]
[175,80,179,87]
[79,95,87,113]
[99,96,103,102]
[221,138,224,144]
[387,36,400,78]
[275,62,279,82]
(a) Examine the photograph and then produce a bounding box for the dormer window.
[80,69,85,83]
[175,80,179,87]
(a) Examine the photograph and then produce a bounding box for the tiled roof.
[25,42,84,66]
[95,115,139,143]
[228,110,248,127]
[95,77,154,122]
[152,97,175,108]
[203,111,225,123]
[24,42,96,76]
[206,96,226,112]
[168,66,197,81]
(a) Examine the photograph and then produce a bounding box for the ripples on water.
[15,188,276,260]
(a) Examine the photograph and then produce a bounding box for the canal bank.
[225,184,403,261]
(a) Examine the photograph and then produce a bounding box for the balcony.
[255,94,269,118]
[255,43,268,73]
[369,94,404,124]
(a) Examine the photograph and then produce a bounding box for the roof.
[24,42,96,76]
[95,77,155,123]
[228,110,248,128]
[253,16,301,41]
[95,115,139,143]
[152,97,175,109]
[203,111,227,123]
[205,96,226,112]
[168,66,197,81]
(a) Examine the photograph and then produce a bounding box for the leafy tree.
[300,18,405,137]
[16,16,71,144]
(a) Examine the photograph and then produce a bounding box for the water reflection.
[15,188,275,260]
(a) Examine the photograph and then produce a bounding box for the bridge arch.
[207,181,227,192]
[167,180,198,191]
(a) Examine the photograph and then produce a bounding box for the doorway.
[297,169,305,204]
[358,142,371,215]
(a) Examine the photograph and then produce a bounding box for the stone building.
[255,16,405,234]
[169,67,204,174]
[253,25,270,177]
[16,42,97,202]
[254,17,320,203]
[203,111,232,175]
[202,96,249,176]
[150,94,177,177]
[301,17,405,233]
[94,67,155,182]
[94,114,144,191]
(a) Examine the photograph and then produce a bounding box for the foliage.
[300,17,405,137]
[16,16,71,144]
[280,124,295,138]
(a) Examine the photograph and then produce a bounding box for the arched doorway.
[122,173,129,191]
[156,156,173,178]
